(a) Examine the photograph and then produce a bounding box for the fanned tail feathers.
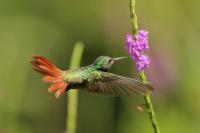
[31,55,68,98]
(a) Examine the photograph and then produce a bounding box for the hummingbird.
[31,55,153,98]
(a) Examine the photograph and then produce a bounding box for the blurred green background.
[0,0,200,133]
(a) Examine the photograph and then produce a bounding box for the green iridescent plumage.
[31,55,153,97]
[61,56,153,96]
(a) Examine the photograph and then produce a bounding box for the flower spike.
[126,30,150,72]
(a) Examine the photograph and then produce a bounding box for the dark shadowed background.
[0,0,200,133]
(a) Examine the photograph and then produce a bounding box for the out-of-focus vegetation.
[0,0,200,133]
[67,42,84,133]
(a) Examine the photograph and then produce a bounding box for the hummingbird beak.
[112,57,127,62]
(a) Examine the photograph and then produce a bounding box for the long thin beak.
[113,57,127,61]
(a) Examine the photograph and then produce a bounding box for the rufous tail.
[31,55,68,98]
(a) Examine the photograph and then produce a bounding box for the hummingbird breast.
[62,69,84,84]
[62,66,95,85]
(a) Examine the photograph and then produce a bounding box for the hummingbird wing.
[84,72,154,96]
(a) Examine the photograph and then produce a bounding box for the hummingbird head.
[92,56,127,71]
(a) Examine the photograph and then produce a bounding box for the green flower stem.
[140,71,160,133]
[130,0,138,36]
[66,42,84,133]
[130,0,160,132]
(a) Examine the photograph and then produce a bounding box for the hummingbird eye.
[108,59,112,63]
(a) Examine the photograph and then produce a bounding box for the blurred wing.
[85,72,153,96]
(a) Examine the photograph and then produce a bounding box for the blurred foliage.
[0,0,200,133]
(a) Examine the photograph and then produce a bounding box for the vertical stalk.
[130,0,138,36]
[129,0,160,132]
[66,42,84,133]
[140,71,160,133]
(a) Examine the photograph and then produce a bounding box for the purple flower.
[136,30,149,50]
[125,30,150,72]
[136,55,150,71]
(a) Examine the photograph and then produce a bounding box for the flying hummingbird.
[31,55,153,98]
